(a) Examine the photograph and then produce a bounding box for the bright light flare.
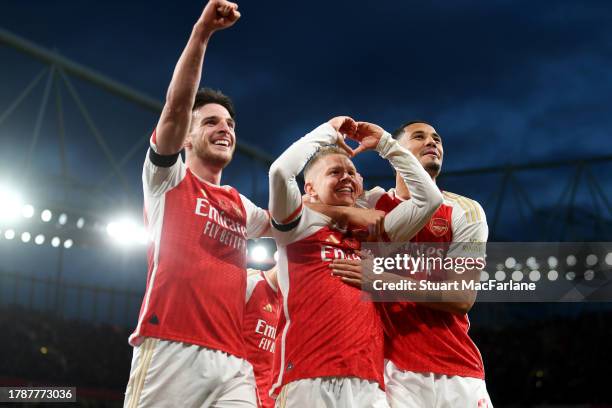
[250,245,269,263]
[0,185,23,222]
[106,218,149,246]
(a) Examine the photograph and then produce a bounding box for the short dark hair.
[303,146,351,180]
[392,120,432,140]
[193,88,236,119]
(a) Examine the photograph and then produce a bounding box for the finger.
[330,258,361,266]
[332,269,361,279]
[340,277,362,288]
[332,265,362,274]
[336,136,354,157]
[352,144,368,156]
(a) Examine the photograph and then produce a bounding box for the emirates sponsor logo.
[321,245,360,262]
[255,318,276,353]
[429,217,449,237]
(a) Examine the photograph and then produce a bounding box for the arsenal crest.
[429,217,449,237]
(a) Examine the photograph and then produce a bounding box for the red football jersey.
[129,132,269,359]
[373,188,488,379]
[270,208,385,396]
[244,272,280,408]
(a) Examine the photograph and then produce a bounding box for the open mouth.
[422,149,439,159]
[335,186,354,195]
[212,139,231,148]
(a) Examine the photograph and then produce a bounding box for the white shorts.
[275,377,389,408]
[124,337,257,408]
[384,360,493,408]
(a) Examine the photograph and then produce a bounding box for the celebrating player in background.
[268,117,442,407]
[124,2,269,407]
[244,267,280,408]
[332,121,493,407]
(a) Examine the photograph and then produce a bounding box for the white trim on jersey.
[245,273,264,304]
[270,249,291,398]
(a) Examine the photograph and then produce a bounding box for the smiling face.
[305,153,360,207]
[186,103,236,169]
[398,122,443,178]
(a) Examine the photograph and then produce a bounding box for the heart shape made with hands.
[330,117,385,157]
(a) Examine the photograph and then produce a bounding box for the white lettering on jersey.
[196,197,248,250]
[254,318,277,353]
[321,245,361,262]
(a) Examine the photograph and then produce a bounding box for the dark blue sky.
[2,0,612,236]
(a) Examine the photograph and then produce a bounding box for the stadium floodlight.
[0,185,23,222]
[41,209,52,222]
[584,270,595,281]
[51,237,61,248]
[76,217,85,229]
[494,270,506,282]
[250,245,268,263]
[64,239,74,249]
[480,271,489,281]
[566,255,577,266]
[565,271,576,281]
[529,270,541,282]
[526,257,538,270]
[606,252,612,266]
[21,232,31,243]
[547,256,558,269]
[585,254,598,267]
[548,270,558,281]
[21,204,34,218]
[4,229,15,240]
[106,218,149,246]
[504,257,516,269]
[511,270,524,282]
[58,213,68,225]
[35,234,45,245]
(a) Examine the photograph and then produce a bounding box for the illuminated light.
[0,185,23,221]
[504,257,516,269]
[605,252,612,266]
[494,270,506,282]
[547,256,558,269]
[63,239,73,249]
[495,263,504,271]
[21,232,31,243]
[51,237,61,248]
[106,219,149,246]
[480,271,489,281]
[584,270,595,281]
[35,234,45,245]
[41,209,52,222]
[22,204,34,218]
[511,270,524,282]
[566,271,576,281]
[548,270,558,281]
[76,217,85,229]
[529,270,541,282]
[4,229,15,240]
[40,346,48,355]
[586,254,598,267]
[251,245,268,263]
[273,251,279,262]
[566,255,577,266]
[58,213,68,225]
[526,257,538,270]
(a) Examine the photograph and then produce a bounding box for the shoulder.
[357,186,389,209]
[442,191,486,225]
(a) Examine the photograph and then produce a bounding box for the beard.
[423,161,442,178]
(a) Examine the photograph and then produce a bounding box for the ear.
[304,181,317,200]
[184,135,193,150]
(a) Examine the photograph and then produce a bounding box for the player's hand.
[330,253,376,290]
[199,0,241,35]
[350,121,385,156]
[328,116,357,156]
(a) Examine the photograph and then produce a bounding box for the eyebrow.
[201,115,235,127]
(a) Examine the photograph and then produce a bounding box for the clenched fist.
[199,0,241,36]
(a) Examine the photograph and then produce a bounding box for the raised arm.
[268,117,355,229]
[351,122,443,241]
[155,0,240,155]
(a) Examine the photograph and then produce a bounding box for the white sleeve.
[356,186,387,209]
[268,122,339,228]
[245,273,263,304]
[143,132,186,196]
[447,199,488,258]
[375,132,443,241]
[240,194,271,239]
